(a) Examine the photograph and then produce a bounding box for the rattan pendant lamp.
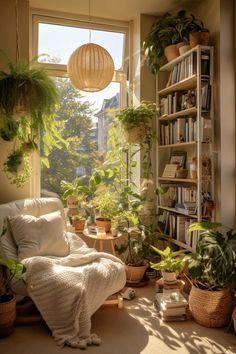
[67,0,115,92]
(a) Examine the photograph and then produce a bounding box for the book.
[159,303,187,317]
[155,290,188,309]
[154,299,187,322]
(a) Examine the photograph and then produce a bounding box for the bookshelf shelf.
[157,205,198,219]
[156,45,214,251]
[160,235,193,252]
[159,141,197,148]
[158,75,197,96]
[158,177,197,184]
[159,107,197,122]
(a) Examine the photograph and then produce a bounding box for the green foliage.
[3,148,32,187]
[0,56,66,187]
[0,258,26,297]
[115,228,147,266]
[186,222,236,290]
[116,101,157,130]
[41,78,102,196]
[150,246,186,273]
[71,214,86,221]
[93,187,119,220]
[143,10,208,73]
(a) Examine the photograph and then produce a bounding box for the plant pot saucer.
[163,279,178,285]
[126,277,149,287]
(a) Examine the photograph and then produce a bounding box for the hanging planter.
[0,57,65,186]
[116,101,157,145]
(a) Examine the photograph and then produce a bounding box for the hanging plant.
[0,56,65,186]
[3,147,32,187]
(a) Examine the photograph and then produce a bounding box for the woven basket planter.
[189,286,233,327]
[0,295,16,338]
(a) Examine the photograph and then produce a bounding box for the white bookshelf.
[156,45,214,251]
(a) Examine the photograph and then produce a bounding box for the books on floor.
[154,290,188,322]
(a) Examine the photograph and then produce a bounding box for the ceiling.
[29,0,200,22]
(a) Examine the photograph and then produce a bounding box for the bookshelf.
[156,45,214,251]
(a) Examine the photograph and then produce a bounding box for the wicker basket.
[189,286,233,328]
[0,295,16,337]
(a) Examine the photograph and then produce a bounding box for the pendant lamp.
[67,1,114,92]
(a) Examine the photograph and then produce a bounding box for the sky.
[38,23,124,113]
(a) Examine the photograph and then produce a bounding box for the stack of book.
[154,290,188,322]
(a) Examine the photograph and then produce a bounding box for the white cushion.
[8,211,69,261]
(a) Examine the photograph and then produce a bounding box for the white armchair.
[0,197,126,348]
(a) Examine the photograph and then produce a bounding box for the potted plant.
[71,214,87,232]
[143,10,209,73]
[0,258,25,337]
[93,189,119,232]
[116,101,157,145]
[150,246,186,283]
[184,14,209,48]
[115,227,148,283]
[0,57,64,186]
[186,222,236,328]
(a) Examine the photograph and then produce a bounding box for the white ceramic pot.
[161,271,177,283]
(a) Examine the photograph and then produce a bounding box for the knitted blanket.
[22,232,126,349]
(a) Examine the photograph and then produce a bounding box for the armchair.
[0,198,126,348]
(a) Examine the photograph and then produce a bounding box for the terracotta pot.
[73,219,86,231]
[164,44,179,62]
[189,31,210,48]
[126,264,147,283]
[189,286,233,327]
[0,295,16,338]
[95,218,111,232]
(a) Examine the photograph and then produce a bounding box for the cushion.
[0,217,18,260]
[8,211,69,261]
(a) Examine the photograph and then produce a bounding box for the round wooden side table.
[83,229,122,255]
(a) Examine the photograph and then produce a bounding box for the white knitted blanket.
[22,232,126,349]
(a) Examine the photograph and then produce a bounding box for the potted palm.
[186,222,236,327]
[150,246,186,283]
[0,258,25,337]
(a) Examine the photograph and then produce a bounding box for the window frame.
[30,9,130,108]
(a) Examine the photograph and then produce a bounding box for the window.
[31,11,129,197]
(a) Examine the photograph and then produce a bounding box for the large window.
[31,11,129,197]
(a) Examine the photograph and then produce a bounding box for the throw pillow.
[8,211,69,260]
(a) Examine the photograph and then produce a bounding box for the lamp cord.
[89,0,91,43]
[15,0,20,62]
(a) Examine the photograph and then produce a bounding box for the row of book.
[159,210,199,248]
[154,290,188,322]
[160,83,211,117]
[168,51,210,86]
[158,185,197,207]
[159,116,212,145]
